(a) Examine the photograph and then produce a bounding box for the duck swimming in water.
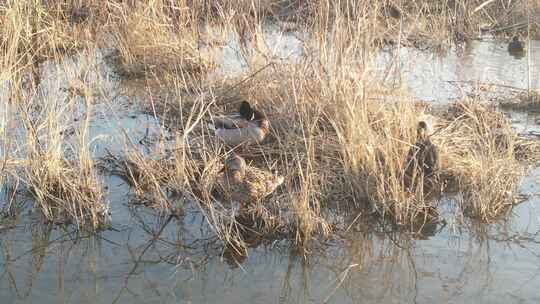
[215,153,284,208]
[210,101,270,147]
[404,121,439,189]
[508,36,525,59]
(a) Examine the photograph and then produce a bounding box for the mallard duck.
[210,101,251,128]
[209,101,270,147]
[508,36,525,59]
[215,153,284,208]
[508,36,524,52]
[404,121,439,188]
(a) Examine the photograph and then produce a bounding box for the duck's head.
[253,109,264,120]
[239,101,254,120]
[223,153,246,182]
[417,121,428,140]
[258,118,270,131]
[252,110,269,130]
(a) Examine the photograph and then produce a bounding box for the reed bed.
[498,90,540,110]
[2,0,536,72]
[0,67,110,230]
[124,56,538,251]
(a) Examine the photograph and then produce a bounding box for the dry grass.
[2,0,535,75]
[498,90,540,111]
[18,96,110,230]
[0,0,537,246]
[0,1,99,63]
[300,0,540,49]
[25,153,109,229]
[101,150,173,210]
[437,100,532,221]
[132,55,537,251]
[104,0,539,248]
[0,65,110,230]
[107,1,214,79]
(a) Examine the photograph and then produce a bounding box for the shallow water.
[380,39,540,102]
[1,28,540,303]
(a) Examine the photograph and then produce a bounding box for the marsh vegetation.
[0,1,539,303]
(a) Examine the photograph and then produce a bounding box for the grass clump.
[0,1,98,63]
[11,75,110,231]
[304,0,539,48]
[437,100,529,221]
[0,0,537,249]
[107,1,213,80]
[101,150,173,211]
[25,153,109,230]
[498,90,540,112]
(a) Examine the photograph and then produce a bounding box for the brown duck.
[404,121,439,188]
[216,153,284,208]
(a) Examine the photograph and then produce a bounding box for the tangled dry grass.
[15,84,110,230]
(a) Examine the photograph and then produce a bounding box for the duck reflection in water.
[409,207,446,240]
[222,213,265,268]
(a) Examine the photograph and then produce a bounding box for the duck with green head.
[210,101,270,147]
